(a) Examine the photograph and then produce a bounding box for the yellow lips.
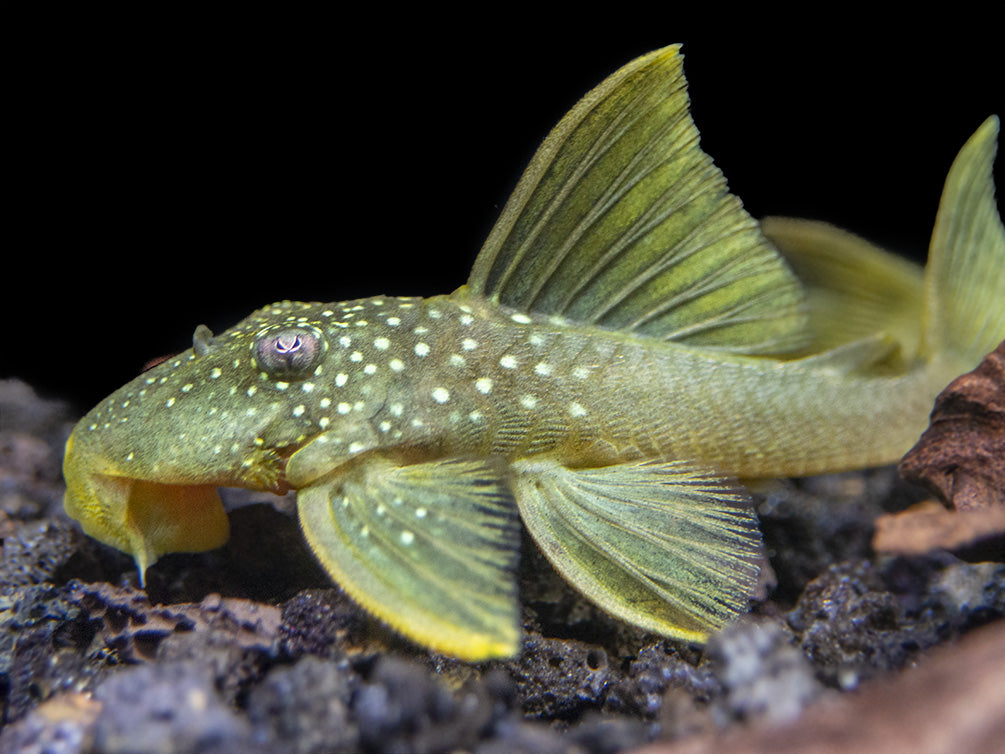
[63,430,230,581]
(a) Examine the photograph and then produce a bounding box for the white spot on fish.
[400,530,415,545]
[475,378,493,394]
[336,373,349,387]
[337,402,351,414]
[573,366,590,380]
[210,368,222,379]
[500,355,518,369]
[520,395,538,410]
[510,313,532,324]
[389,359,405,372]
[374,337,390,350]
[293,405,305,418]
[431,387,450,404]
[462,338,478,351]
[414,343,430,357]
[534,362,552,376]
[166,397,175,408]
[569,402,588,417]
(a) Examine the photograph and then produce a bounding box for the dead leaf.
[899,341,1005,512]
[878,342,1005,559]
[873,500,1005,559]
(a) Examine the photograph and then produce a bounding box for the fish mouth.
[62,430,291,579]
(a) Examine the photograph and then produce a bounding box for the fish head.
[62,299,391,578]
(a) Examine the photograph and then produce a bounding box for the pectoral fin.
[511,458,761,643]
[296,456,521,660]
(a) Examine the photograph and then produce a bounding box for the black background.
[6,12,1002,412]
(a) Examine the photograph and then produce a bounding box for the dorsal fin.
[468,45,807,355]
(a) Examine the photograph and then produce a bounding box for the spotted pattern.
[75,292,617,491]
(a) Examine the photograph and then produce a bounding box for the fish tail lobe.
[923,116,1005,370]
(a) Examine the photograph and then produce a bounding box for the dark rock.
[705,619,821,725]
[0,692,101,754]
[510,635,612,720]
[0,380,74,441]
[91,661,256,754]
[601,642,716,718]
[789,556,1005,689]
[0,584,105,724]
[0,519,80,586]
[246,655,359,754]
[755,470,924,602]
[567,711,655,754]
[353,655,489,754]
[278,588,383,661]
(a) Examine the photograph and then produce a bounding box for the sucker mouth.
[63,432,233,578]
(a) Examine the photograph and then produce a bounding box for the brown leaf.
[877,342,1005,559]
[873,500,1005,559]
[899,341,1005,512]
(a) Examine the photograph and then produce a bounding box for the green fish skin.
[62,45,1005,661]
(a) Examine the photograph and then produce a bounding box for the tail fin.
[923,116,1005,370]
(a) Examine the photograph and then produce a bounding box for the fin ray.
[296,456,521,659]
[924,116,1005,365]
[511,458,762,642]
[468,45,807,355]
[761,217,925,358]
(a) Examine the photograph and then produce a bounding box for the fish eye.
[253,326,326,379]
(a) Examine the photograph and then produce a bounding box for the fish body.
[63,46,1005,660]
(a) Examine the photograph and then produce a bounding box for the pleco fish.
[63,46,1005,660]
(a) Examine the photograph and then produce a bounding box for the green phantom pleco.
[62,46,1005,660]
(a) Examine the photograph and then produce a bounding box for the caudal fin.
[923,116,1005,369]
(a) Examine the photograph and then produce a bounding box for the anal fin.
[511,457,762,643]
